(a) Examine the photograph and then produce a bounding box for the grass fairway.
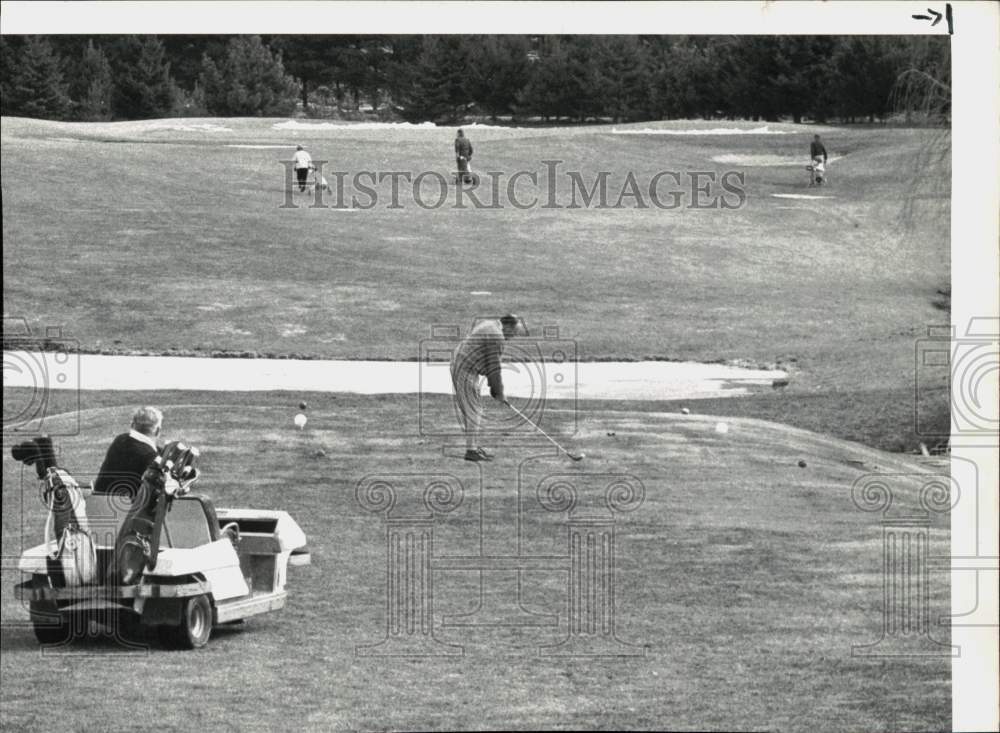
[1,390,950,731]
[2,117,952,728]
[2,117,947,370]
[1,116,950,450]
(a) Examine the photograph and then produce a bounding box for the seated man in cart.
[93,406,163,501]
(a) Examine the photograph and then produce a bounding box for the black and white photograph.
[1,2,997,731]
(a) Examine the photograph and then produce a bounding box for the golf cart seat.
[80,492,219,549]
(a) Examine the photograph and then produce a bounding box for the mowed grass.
[1,116,949,451]
[2,117,947,370]
[1,390,950,731]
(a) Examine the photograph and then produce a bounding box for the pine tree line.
[0,35,949,124]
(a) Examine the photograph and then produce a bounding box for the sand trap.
[771,193,835,200]
[612,125,788,136]
[713,154,843,166]
[146,122,233,133]
[272,120,508,132]
[5,351,786,401]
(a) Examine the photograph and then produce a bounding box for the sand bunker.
[713,154,843,166]
[146,122,233,133]
[5,352,786,401]
[771,194,835,200]
[272,120,508,131]
[612,125,788,136]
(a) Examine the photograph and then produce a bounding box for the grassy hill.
[0,392,950,731]
[1,117,950,451]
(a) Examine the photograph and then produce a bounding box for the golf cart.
[12,437,310,649]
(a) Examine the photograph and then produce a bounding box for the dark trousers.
[296,167,309,191]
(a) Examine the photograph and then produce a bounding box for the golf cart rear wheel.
[29,574,72,645]
[29,601,70,645]
[160,595,212,649]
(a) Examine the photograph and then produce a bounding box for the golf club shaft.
[506,402,579,459]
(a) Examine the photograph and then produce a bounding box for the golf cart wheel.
[29,601,70,645]
[28,574,72,645]
[160,595,212,649]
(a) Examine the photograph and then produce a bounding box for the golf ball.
[681,407,690,415]
[715,422,729,435]
[294,413,307,429]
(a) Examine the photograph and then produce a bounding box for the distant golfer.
[810,134,828,165]
[451,314,527,461]
[293,144,313,192]
[454,129,473,184]
[809,134,828,185]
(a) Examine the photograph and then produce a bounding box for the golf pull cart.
[454,155,480,186]
[806,157,827,186]
[12,437,310,649]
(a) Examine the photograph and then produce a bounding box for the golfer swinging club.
[451,314,527,461]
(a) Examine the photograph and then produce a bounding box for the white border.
[0,2,996,731]
[0,1,956,36]
[950,4,1000,732]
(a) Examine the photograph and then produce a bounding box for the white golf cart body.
[15,489,310,646]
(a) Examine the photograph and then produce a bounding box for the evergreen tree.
[593,37,651,122]
[198,54,226,115]
[394,36,474,123]
[199,36,299,116]
[67,40,114,121]
[270,36,343,111]
[467,36,532,120]
[518,37,579,121]
[161,36,230,90]
[0,36,71,119]
[109,36,177,119]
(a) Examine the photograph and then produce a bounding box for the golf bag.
[807,156,826,186]
[312,168,330,192]
[454,156,480,186]
[11,436,96,587]
[109,442,200,586]
[43,468,97,587]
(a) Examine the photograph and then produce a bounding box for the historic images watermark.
[279,160,747,211]
[4,467,151,656]
[2,317,81,437]
[911,317,999,635]
[417,321,578,441]
[354,319,646,657]
[914,317,999,440]
[851,472,957,657]
[354,467,647,657]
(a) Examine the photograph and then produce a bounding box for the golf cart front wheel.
[160,595,212,649]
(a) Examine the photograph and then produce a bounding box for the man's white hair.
[131,406,163,435]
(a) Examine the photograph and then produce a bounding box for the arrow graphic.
[912,8,943,26]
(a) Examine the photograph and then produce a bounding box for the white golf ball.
[715,421,729,435]
[681,407,690,415]
[294,413,307,429]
